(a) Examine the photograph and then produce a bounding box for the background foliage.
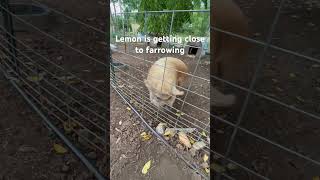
[111,0,209,37]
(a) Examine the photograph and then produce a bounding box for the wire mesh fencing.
[0,0,107,179]
[212,0,320,179]
[110,9,211,178]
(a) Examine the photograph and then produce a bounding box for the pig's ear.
[172,86,184,96]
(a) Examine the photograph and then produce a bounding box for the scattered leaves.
[203,154,209,162]
[164,128,176,137]
[201,131,207,137]
[289,73,296,78]
[200,162,209,168]
[142,160,152,174]
[192,141,206,150]
[175,111,185,117]
[313,176,320,180]
[156,123,166,135]
[27,75,44,82]
[178,132,191,148]
[227,163,238,170]
[190,138,195,145]
[204,168,210,174]
[211,162,226,173]
[53,143,68,154]
[140,132,152,141]
[63,122,73,134]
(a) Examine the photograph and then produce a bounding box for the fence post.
[1,0,18,75]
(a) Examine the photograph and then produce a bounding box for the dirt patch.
[110,90,202,180]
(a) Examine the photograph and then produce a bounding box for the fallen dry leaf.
[289,73,296,78]
[200,162,209,169]
[156,123,166,135]
[142,160,152,174]
[175,111,185,117]
[178,132,191,148]
[211,162,226,173]
[203,154,209,162]
[63,122,73,134]
[190,138,195,145]
[126,107,131,111]
[53,143,68,154]
[204,167,210,174]
[27,75,43,82]
[140,132,152,141]
[192,141,206,150]
[164,128,176,137]
[313,176,320,180]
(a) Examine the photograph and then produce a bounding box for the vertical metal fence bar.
[169,11,175,38]
[215,1,286,179]
[174,16,210,128]
[141,11,148,117]
[174,52,202,128]
[157,11,174,122]
[1,0,18,75]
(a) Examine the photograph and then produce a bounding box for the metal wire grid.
[212,0,320,179]
[110,9,211,178]
[0,1,107,179]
